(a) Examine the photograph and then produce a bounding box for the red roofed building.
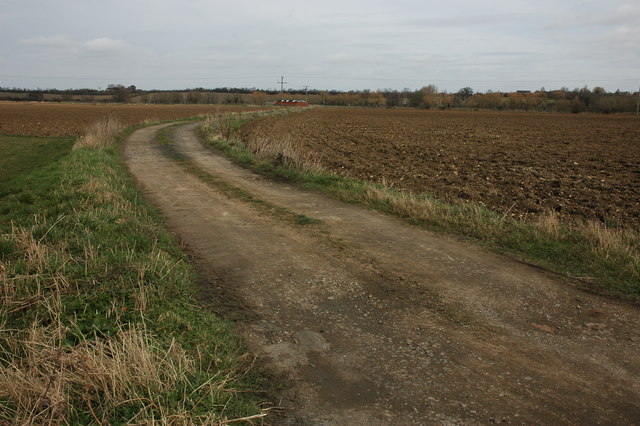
[274,99,308,106]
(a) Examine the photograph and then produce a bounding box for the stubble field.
[240,108,640,229]
[0,101,260,137]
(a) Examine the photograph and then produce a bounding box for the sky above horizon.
[1,0,639,93]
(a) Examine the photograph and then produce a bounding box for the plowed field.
[0,102,260,137]
[240,108,640,229]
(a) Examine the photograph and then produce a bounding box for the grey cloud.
[19,35,143,55]
[1,0,638,92]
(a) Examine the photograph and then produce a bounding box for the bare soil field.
[239,108,640,229]
[0,101,261,137]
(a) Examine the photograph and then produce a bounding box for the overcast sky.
[1,0,639,93]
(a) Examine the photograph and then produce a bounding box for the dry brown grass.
[0,323,201,424]
[203,111,322,173]
[202,113,228,140]
[243,133,323,173]
[581,221,639,277]
[141,117,162,126]
[1,221,69,323]
[536,210,562,238]
[73,115,124,150]
[362,184,436,221]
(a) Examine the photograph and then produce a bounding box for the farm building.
[274,99,308,107]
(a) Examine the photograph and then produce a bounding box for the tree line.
[316,85,639,114]
[1,84,638,114]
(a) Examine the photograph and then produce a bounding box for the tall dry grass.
[581,220,636,257]
[201,109,238,141]
[202,110,323,173]
[0,324,199,424]
[74,115,123,150]
[536,210,562,238]
[242,133,323,173]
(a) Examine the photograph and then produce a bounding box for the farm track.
[125,122,640,425]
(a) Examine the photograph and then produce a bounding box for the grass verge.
[0,121,267,423]
[199,112,639,301]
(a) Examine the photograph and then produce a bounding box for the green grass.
[0,131,266,423]
[199,114,639,301]
[0,135,75,196]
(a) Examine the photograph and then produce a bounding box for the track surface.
[125,122,640,425]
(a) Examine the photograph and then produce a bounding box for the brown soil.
[125,122,640,425]
[0,101,261,137]
[239,108,640,229]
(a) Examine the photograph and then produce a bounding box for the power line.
[277,76,287,95]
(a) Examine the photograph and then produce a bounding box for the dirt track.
[124,122,640,425]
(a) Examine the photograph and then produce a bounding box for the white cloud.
[326,53,352,63]
[20,34,74,48]
[20,35,140,55]
[83,38,133,52]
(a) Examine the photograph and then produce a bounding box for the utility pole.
[278,76,287,97]
[303,85,309,102]
[636,85,640,116]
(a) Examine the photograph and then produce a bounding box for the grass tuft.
[74,115,124,150]
[203,111,321,174]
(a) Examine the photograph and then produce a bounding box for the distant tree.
[186,91,202,104]
[368,91,386,107]
[382,90,403,107]
[107,84,132,103]
[408,90,423,108]
[421,84,438,95]
[248,90,267,105]
[170,92,183,104]
[27,91,44,102]
[224,93,243,104]
[456,87,474,100]
[571,96,586,113]
[202,92,219,104]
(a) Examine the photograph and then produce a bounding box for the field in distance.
[0,101,263,137]
[240,108,640,229]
